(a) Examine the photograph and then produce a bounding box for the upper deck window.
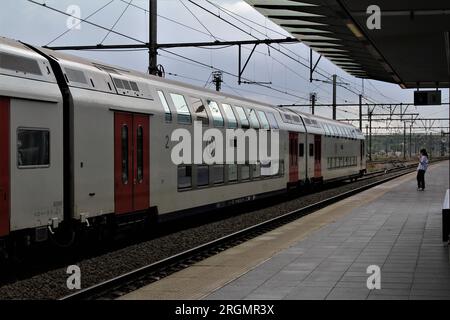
[246,108,260,129]
[157,90,172,122]
[266,112,279,129]
[170,93,191,124]
[190,97,209,126]
[222,104,237,128]
[234,106,250,129]
[207,100,224,127]
[257,111,270,129]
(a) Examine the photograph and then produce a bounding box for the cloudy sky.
[1,0,448,133]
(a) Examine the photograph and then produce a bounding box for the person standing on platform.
[417,149,429,191]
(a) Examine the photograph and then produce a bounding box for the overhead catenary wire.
[118,0,339,102]
[160,48,310,102]
[180,0,217,40]
[45,0,116,46]
[186,0,389,107]
[100,0,134,44]
[29,0,146,44]
[204,0,402,107]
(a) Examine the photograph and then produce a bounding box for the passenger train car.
[0,37,365,251]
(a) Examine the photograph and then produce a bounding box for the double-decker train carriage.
[0,37,365,252]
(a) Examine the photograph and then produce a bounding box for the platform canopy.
[244,0,450,88]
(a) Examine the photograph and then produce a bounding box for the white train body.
[0,37,365,244]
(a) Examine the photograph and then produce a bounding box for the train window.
[137,126,143,182]
[228,164,238,182]
[121,125,128,183]
[299,143,305,157]
[266,112,279,129]
[222,104,237,128]
[257,111,270,129]
[328,125,334,136]
[322,123,328,136]
[157,91,172,122]
[304,118,312,125]
[113,78,124,89]
[246,108,260,129]
[207,100,224,127]
[17,129,50,168]
[292,115,301,123]
[212,165,224,184]
[333,126,339,137]
[65,68,87,84]
[333,125,340,137]
[252,163,261,179]
[123,80,132,90]
[309,143,314,157]
[170,93,191,124]
[190,97,209,126]
[0,52,42,75]
[328,124,334,136]
[178,165,192,189]
[197,165,210,187]
[234,106,250,129]
[241,164,250,181]
[129,81,139,92]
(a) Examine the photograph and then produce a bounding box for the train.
[0,37,366,255]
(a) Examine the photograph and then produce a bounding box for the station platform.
[120,161,450,300]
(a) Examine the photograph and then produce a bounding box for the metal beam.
[46,38,299,51]
[309,48,323,83]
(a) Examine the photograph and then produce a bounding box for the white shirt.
[417,155,428,171]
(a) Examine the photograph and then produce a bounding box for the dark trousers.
[417,170,425,189]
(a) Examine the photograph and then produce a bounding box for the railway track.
[60,163,424,300]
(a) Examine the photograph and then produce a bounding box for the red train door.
[133,114,150,212]
[114,113,149,214]
[0,97,10,237]
[314,135,322,178]
[289,132,298,183]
